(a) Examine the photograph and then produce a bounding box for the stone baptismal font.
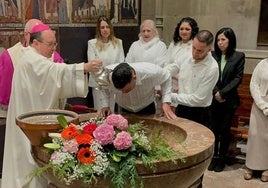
[16,109,214,188]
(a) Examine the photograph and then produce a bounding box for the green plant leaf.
[111,153,121,162]
[113,150,129,157]
[57,115,68,128]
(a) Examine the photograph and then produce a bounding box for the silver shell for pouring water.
[92,66,112,89]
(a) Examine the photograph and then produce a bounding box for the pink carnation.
[63,139,79,153]
[93,123,115,145]
[106,114,128,130]
[113,131,132,150]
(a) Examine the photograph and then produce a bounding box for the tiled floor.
[203,163,268,188]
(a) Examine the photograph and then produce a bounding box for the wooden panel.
[235,74,253,118]
[231,74,252,137]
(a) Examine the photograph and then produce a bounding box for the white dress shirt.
[166,52,219,107]
[95,62,172,112]
[164,40,193,107]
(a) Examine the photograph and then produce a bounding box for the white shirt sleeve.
[87,39,97,61]
[171,57,219,107]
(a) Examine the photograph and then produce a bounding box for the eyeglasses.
[37,40,58,47]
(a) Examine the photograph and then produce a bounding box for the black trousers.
[210,101,236,158]
[175,104,210,188]
[115,102,156,115]
[175,104,212,129]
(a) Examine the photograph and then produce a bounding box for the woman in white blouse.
[125,19,167,67]
[87,16,125,111]
[165,17,199,108]
[125,19,168,114]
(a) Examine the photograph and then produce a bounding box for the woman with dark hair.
[209,27,245,172]
[166,17,199,67]
[172,17,199,44]
[87,16,125,111]
[164,17,199,108]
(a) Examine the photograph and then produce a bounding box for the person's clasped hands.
[84,58,103,73]
[215,91,226,103]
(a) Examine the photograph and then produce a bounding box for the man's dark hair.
[112,63,134,89]
[195,30,214,46]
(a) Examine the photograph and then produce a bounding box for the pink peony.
[63,139,79,153]
[113,131,132,150]
[93,123,115,145]
[106,114,128,131]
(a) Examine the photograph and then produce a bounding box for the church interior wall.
[0,0,267,73]
[141,0,267,73]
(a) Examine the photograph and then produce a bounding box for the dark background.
[58,26,139,63]
[58,26,140,107]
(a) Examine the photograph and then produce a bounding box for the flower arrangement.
[33,114,184,188]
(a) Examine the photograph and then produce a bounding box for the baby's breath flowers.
[44,121,109,185]
[32,114,183,188]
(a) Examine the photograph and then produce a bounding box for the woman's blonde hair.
[95,16,120,51]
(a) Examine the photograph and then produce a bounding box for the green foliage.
[29,163,52,178]
[149,129,186,163]
[101,122,185,188]
[105,155,143,188]
[31,120,185,188]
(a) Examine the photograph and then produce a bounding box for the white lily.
[48,133,62,138]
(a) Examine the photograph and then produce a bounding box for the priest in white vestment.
[0,18,64,118]
[1,24,102,188]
